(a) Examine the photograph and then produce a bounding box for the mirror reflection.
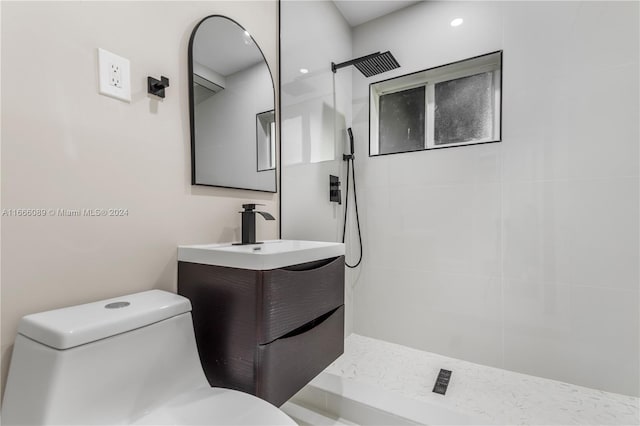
[256,110,276,171]
[189,15,276,192]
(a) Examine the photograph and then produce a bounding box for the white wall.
[0,0,278,396]
[195,62,276,191]
[351,1,639,396]
[280,0,355,333]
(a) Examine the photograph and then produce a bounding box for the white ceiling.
[192,3,422,75]
[333,0,422,27]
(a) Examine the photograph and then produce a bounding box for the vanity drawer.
[256,305,344,407]
[259,255,344,343]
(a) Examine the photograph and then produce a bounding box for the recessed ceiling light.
[450,18,464,27]
[299,68,309,74]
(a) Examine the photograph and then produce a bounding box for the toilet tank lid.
[17,290,192,350]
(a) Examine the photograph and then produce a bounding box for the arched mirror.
[189,15,276,192]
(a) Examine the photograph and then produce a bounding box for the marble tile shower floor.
[283,334,639,425]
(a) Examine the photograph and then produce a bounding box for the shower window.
[378,86,426,154]
[370,51,502,156]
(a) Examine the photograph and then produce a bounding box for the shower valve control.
[329,175,341,205]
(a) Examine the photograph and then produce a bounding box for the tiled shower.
[281,0,639,402]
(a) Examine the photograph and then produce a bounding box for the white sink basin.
[178,240,345,270]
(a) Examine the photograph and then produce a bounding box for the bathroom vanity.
[177,240,345,407]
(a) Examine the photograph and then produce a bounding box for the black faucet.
[236,204,275,245]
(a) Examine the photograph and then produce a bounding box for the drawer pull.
[268,307,339,343]
[280,256,339,272]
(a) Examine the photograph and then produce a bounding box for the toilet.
[2,290,297,425]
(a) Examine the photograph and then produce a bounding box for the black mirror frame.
[188,15,277,193]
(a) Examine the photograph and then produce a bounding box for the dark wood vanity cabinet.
[178,255,345,407]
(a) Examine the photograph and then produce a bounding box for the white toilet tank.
[2,290,211,425]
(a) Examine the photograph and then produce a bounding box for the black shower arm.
[331,52,381,73]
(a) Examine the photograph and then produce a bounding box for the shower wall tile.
[500,2,580,78]
[501,1,639,183]
[502,62,640,182]
[504,283,640,396]
[360,152,503,278]
[347,0,639,396]
[503,177,639,291]
[503,281,575,384]
[567,285,639,395]
[500,1,639,89]
[564,2,640,72]
[384,144,502,186]
[369,182,501,276]
[354,267,503,368]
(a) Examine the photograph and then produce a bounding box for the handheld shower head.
[347,128,354,155]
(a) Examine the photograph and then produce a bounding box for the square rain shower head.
[354,51,400,77]
[332,51,400,77]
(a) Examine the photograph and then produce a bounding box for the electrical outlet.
[109,63,122,88]
[98,48,130,102]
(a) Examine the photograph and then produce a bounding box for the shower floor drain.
[432,369,452,395]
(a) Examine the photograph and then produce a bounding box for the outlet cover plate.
[98,48,131,102]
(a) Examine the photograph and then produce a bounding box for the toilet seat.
[131,386,296,425]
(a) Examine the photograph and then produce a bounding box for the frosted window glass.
[378,86,425,154]
[434,72,493,145]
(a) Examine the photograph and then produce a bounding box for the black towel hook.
[147,75,170,98]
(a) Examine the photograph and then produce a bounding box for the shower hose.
[342,154,363,268]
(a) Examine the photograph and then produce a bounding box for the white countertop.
[178,240,345,270]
